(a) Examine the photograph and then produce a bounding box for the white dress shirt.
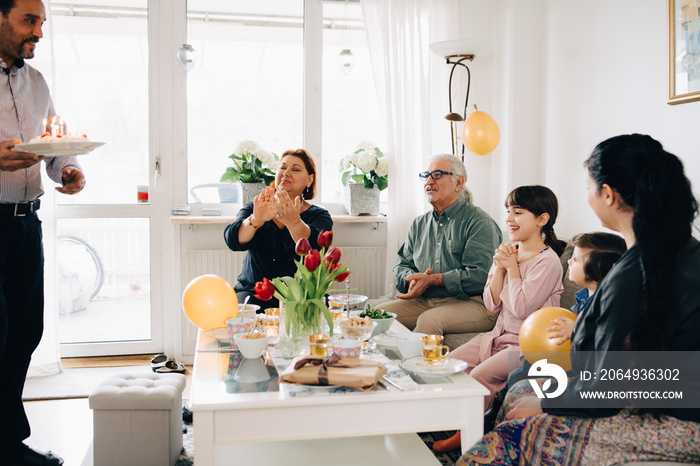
[0,59,80,203]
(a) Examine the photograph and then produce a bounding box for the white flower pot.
[240,182,267,205]
[343,184,380,216]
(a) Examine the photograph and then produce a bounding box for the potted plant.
[220,140,278,205]
[339,142,388,215]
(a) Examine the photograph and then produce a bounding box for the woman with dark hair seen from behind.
[224,149,332,309]
[458,134,700,465]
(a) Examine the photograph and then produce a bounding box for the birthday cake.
[17,131,104,157]
[29,132,90,143]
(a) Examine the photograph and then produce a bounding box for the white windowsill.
[170,213,387,225]
[170,201,387,224]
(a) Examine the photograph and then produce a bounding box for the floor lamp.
[443,54,475,160]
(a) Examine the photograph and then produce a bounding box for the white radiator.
[182,247,387,299]
[336,247,386,299]
[183,250,245,289]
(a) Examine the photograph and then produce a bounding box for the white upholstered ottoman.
[89,372,186,466]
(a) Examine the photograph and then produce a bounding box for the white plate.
[372,332,400,350]
[16,141,105,157]
[400,357,468,376]
[204,327,230,342]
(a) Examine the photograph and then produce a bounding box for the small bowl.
[368,312,397,336]
[396,332,426,359]
[233,332,270,359]
[226,317,253,346]
[233,357,271,383]
[339,320,377,341]
[332,338,362,358]
[238,303,261,320]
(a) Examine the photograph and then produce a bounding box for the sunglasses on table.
[418,170,455,181]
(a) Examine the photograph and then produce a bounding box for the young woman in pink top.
[434,185,565,453]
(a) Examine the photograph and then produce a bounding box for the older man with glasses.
[379,154,501,337]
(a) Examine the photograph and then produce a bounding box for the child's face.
[505,204,547,243]
[568,246,592,287]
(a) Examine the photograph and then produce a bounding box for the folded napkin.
[279,353,387,391]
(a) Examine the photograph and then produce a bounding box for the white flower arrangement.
[221,140,279,185]
[339,142,389,191]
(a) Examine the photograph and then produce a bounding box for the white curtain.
[28,0,63,377]
[27,178,62,377]
[361,0,458,295]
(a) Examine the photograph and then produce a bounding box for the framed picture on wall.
[669,0,700,104]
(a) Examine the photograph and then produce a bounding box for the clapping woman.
[224,149,332,309]
[458,134,700,465]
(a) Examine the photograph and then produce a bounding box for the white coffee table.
[189,322,487,465]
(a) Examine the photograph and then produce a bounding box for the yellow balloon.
[182,274,238,330]
[462,108,500,155]
[519,307,577,371]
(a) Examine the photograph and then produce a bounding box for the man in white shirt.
[1,1,85,464]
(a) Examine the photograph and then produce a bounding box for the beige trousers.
[378,296,498,335]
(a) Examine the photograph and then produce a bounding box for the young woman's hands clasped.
[494,243,518,271]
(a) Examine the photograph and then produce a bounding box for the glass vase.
[278,300,327,358]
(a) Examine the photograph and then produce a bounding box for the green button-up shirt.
[393,196,502,299]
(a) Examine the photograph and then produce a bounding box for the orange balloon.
[462,108,500,155]
[182,275,238,330]
[519,307,577,371]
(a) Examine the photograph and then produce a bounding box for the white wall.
[461,0,700,238]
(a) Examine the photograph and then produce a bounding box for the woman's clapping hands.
[274,190,303,225]
[251,186,279,224]
[252,187,303,226]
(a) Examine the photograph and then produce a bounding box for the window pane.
[57,218,150,344]
[187,0,304,204]
[32,2,149,205]
[322,1,387,203]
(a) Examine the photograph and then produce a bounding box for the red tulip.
[295,237,311,256]
[254,277,275,301]
[304,249,322,272]
[325,247,341,264]
[317,230,333,248]
[326,261,339,271]
[335,270,350,283]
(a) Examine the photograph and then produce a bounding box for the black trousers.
[0,213,45,450]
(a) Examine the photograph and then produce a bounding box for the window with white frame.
[32,1,150,206]
[185,0,386,205]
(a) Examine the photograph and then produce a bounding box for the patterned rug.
[175,407,462,465]
[418,431,463,465]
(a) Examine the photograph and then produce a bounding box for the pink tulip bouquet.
[254,231,350,338]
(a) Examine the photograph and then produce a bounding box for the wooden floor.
[24,356,192,466]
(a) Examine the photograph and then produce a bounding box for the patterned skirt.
[458,380,700,466]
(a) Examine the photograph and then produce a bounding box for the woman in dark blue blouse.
[224,149,332,309]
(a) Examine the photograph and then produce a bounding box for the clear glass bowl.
[339,321,377,341]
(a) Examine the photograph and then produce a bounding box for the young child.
[434,185,566,453]
[548,232,627,345]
